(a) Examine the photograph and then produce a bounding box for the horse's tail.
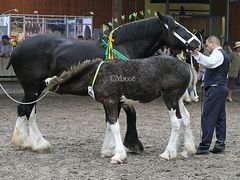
[185,64,199,102]
[6,57,13,70]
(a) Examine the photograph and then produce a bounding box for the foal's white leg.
[110,121,127,164]
[12,115,30,148]
[179,99,196,158]
[160,109,181,160]
[101,122,115,157]
[28,106,51,151]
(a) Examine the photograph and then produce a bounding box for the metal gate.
[0,13,93,79]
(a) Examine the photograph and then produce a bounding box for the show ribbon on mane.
[104,25,129,61]
[88,60,104,100]
[108,31,114,59]
[101,38,109,60]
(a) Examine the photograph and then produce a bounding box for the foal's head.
[157,12,201,51]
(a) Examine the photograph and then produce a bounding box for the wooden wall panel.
[0,0,112,28]
[0,0,145,28]
[229,2,240,42]
[122,0,145,18]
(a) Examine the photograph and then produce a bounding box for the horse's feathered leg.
[28,105,52,151]
[101,116,115,158]
[159,109,181,160]
[178,98,196,158]
[120,102,144,153]
[11,102,29,149]
[102,100,127,164]
[160,92,182,160]
[12,82,51,151]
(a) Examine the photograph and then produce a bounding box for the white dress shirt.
[192,47,224,69]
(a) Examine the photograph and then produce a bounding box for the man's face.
[206,40,214,53]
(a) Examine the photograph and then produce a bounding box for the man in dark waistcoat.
[192,35,230,155]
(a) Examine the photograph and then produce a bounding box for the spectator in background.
[227,41,240,102]
[223,41,232,55]
[0,35,13,58]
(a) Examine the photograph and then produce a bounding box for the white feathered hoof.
[11,130,30,149]
[159,150,177,160]
[110,157,127,164]
[187,147,197,156]
[180,150,189,158]
[31,138,52,152]
[110,151,127,164]
[101,149,115,158]
[180,147,196,158]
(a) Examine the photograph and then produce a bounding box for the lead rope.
[0,83,52,105]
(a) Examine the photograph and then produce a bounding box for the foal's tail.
[186,64,199,102]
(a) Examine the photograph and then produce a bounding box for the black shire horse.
[7,12,200,153]
[45,56,197,163]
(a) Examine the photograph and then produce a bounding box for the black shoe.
[196,147,209,155]
[210,146,225,154]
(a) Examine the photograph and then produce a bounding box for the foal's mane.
[113,15,176,45]
[48,59,100,90]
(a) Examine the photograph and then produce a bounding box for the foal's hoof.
[110,157,127,164]
[180,148,196,158]
[159,150,177,160]
[101,151,115,158]
[159,152,170,160]
[180,151,189,158]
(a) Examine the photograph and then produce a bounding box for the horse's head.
[192,29,205,53]
[157,12,201,51]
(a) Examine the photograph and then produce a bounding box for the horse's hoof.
[101,151,115,158]
[124,139,144,154]
[180,151,188,158]
[31,139,52,152]
[187,148,197,156]
[110,157,127,164]
[159,150,177,160]
[159,152,170,160]
[11,133,30,149]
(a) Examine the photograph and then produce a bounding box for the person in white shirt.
[191,36,230,155]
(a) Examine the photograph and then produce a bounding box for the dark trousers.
[200,85,228,149]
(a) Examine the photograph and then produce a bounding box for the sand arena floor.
[0,81,239,179]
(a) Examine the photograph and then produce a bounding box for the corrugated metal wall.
[0,0,145,28]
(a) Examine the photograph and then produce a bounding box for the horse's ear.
[200,29,205,35]
[157,12,164,23]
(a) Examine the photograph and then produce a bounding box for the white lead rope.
[0,83,50,105]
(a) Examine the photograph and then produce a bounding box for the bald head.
[206,35,221,53]
[206,36,221,46]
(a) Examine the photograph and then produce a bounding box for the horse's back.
[9,35,104,81]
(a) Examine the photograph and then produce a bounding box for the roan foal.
[45,55,196,164]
